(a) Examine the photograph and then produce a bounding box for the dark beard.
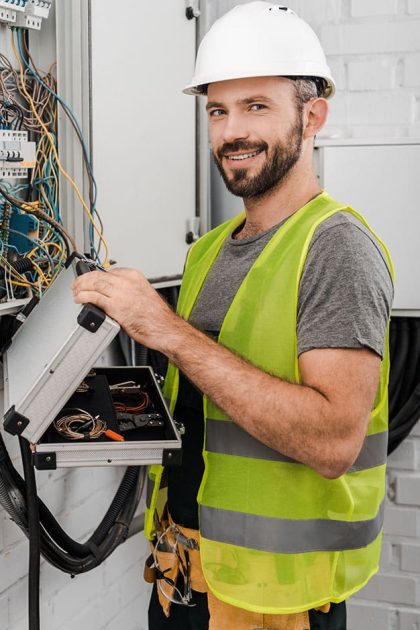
[212,117,304,199]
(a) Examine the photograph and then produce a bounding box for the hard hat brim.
[183,73,336,99]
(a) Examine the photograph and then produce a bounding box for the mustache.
[216,140,268,161]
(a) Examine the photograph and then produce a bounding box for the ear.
[302,98,329,139]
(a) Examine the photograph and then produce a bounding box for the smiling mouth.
[224,149,263,161]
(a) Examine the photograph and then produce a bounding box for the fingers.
[108,267,149,285]
[73,289,111,312]
[72,270,115,299]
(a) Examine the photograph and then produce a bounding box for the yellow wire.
[0,255,37,287]
[11,31,110,266]
[30,259,49,286]
[39,241,65,257]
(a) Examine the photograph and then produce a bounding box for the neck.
[237,160,321,240]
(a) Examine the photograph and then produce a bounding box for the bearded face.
[207,77,306,200]
[212,114,303,199]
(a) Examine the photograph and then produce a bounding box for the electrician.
[73,3,394,629]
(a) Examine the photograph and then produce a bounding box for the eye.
[250,103,267,112]
[208,108,225,118]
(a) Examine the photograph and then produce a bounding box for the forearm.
[161,314,351,478]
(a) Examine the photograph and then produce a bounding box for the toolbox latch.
[33,451,57,470]
[3,406,30,435]
[77,304,106,333]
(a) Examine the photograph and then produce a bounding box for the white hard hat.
[183,2,335,99]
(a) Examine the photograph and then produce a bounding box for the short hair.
[201,76,328,101]
[285,76,328,104]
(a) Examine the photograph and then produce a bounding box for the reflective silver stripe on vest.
[205,419,387,472]
[200,499,385,554]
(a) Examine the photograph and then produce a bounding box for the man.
[73,3,393,629]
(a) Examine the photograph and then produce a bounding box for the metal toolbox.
[2,261,182,469]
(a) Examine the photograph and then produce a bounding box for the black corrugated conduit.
[389,318,409,418]
[388,316,420,455]
[19,437,40,630]
[0,432,144,576]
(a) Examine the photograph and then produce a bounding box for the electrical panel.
[0,19,70,315]
[0,130,36,178]
[0,0,52,28]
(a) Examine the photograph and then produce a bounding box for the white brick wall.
[0,429,151,630]
[288,6,420,625]
[206,2,420,629]
[350,0,399,18]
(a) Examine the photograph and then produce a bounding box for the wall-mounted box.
[314,139,420,314]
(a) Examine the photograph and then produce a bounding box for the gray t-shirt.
[189,211,393,358]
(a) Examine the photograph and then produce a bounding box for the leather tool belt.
[144,510,330,629]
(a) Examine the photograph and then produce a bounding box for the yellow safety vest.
[145,191,394,614]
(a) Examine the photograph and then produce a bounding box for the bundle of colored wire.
[113,393,150,413]
[110,381,151,413]
[13,29,109,266]
[53,409,106,440]
[0,27,110,309]
[0,33,67,300]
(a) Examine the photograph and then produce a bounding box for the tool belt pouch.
[144,511,180,619]
[154,547,180,618]
[143,550,157,584]
[144,541,180,618]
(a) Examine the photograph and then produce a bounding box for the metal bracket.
[33,451,57,470]
[3,406,30,435]
[185,0,200,20]
[77,303,105,333]
[185,217,200,244]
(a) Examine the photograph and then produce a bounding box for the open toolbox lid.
[2,260,121,443]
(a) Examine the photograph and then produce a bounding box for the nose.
[221,112,249,144]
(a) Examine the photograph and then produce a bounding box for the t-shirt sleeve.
[297,215,394,359]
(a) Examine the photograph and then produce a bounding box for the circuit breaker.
[0,130,36,179]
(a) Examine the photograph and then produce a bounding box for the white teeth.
[228,151,259,160]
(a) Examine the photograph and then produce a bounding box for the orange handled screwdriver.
[105,429,125,442]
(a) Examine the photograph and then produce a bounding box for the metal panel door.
[90,0,196,278]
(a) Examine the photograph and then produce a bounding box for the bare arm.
[72,268,381,479]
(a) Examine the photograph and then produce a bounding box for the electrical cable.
[387,317,420,454]
[0,430,145,572]
[398,318,420,410]
[11,29,110,266]
[18,31,105,262]
[0,183,73,257]
[389,319,410,419]
[19,437,40,630]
